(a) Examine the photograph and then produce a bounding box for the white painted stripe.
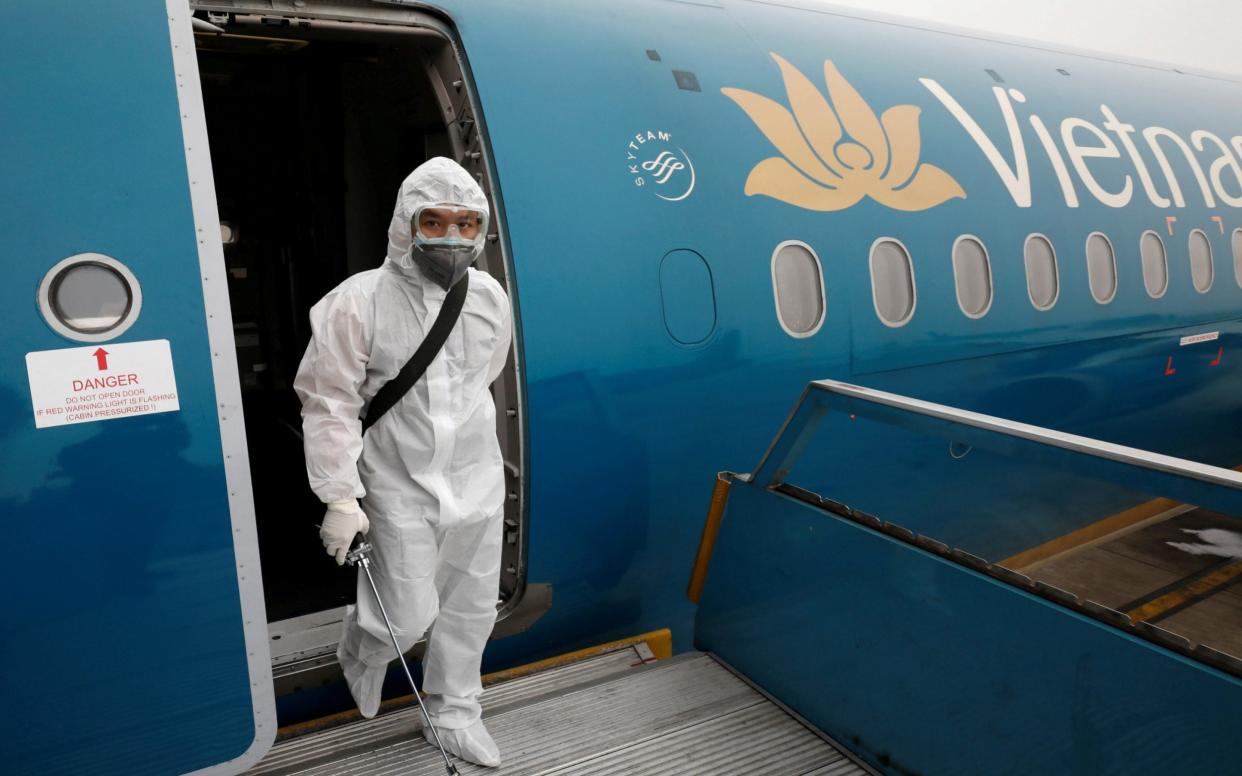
[165,1,277,772]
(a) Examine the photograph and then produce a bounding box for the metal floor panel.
[250,651,866,775]
[291,653,752,776]
[480,647,653,713]
[541,701,856,776]
[251,647,648,775]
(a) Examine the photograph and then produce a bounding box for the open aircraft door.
[1,2,274,774]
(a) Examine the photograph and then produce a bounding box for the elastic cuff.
[425,708,481,730]
[328,499,363,515]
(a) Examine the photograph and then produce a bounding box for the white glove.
[320,500,370,566]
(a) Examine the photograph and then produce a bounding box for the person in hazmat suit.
[294,157,512,767]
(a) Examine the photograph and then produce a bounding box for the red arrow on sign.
[93,348,109,371]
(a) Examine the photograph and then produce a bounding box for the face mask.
[409,204,488,290]
[411,241,480,290]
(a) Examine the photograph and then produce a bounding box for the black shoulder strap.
[362,272,469,434]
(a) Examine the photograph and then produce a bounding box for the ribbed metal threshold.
[249,649,867,775]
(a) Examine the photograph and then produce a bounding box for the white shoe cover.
[423,719,501,768]
[340,653,385,719]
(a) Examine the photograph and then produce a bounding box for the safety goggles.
[412,203,488,246]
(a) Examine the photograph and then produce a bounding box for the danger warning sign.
[26,339,180,429]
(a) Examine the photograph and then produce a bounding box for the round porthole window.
[38,253,142,342]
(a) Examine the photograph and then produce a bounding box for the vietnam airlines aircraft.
[4,1,1242,773]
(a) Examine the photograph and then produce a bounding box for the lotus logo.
[723,54,966,212]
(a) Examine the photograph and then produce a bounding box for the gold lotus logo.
[723,54,966,211]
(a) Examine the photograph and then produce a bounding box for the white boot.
[338,641,385,719]
[423,719,501,768]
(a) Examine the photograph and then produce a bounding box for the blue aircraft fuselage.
[456,0,1242,666]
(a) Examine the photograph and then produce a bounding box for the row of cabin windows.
[771,229,1242,335]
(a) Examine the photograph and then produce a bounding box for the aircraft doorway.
[192,10,527,693]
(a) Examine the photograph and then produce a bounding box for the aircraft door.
[0,2,272,774]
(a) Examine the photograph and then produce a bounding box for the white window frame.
[770,239,826,339]
[1139,229,1169,300]
[951,234,993,319]
[1188,228,1214,294]
[37,252,144,343]
[1023,233,1060,311]
[1233,228,1242,289]
[869,237,917,328]
[1085,231,1118,305]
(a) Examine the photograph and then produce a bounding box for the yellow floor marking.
[1001,498,1187,571]
[478,628,673,685]
[1002,465,1242,572]
[1124,560,1242,623]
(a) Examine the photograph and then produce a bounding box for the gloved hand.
[320,500,370,565]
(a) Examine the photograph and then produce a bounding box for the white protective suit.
[294,158,512,740]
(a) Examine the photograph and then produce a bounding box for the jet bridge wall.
[694,480,1242,775]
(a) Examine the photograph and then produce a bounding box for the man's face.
[416,207,482,241]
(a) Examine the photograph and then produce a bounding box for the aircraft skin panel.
[440,0,1242,665]
[456,0,855,664]
[0,1,273,773]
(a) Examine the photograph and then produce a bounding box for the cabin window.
[870,238,916,327]
[952,236,992,318]
[771,241,825,338]
[38,253,142,342]
[1233,229,1242,288]
[1024,234,1059,311]
[1086,232,1117,304]
[1189,228,1214,293]
[1140,230,1168,299]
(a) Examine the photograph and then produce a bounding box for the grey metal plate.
[251,647,651,774]
[482,647,655,713]
[541,701,854,775]
[249,651,865,775]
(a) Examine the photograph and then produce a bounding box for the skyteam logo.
[644,151,685,185]
[723,54,966,211]
[626,129,697,202]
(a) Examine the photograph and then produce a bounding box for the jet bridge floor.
[248,646,868,775]
[1012,506,1242,659]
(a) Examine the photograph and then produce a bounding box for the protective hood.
[386,157,490,287]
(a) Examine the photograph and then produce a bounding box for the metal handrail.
[753,379,1242,495]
